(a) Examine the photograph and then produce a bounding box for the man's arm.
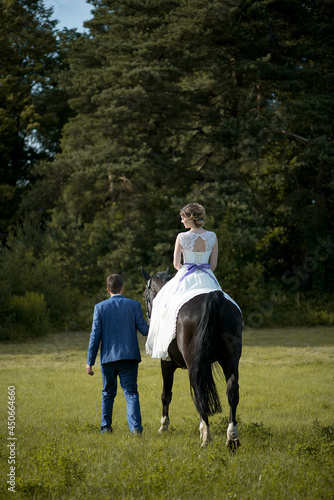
[86,305,102,375]
[135,301,149,336]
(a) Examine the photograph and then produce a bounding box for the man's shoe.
[100,426,113,435]
[132,429,142,437]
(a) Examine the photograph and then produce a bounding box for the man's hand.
[86,364,94,376]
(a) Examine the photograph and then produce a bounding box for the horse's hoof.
[226,438,240,451]
[158,416,170,433]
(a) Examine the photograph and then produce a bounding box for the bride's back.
[179,231,216,265]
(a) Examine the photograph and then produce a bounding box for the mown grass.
[1,327,333,499]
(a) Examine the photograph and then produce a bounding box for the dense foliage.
[1,0,333,338]
[0,0,74,230]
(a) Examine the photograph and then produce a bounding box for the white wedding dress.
[145,230,241,359]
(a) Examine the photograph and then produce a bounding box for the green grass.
[1,327,333,499]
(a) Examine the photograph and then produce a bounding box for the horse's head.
[141,266,172,320]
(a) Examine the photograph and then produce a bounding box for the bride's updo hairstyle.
[180,203,206,228]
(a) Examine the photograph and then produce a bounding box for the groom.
[86,274,149,434]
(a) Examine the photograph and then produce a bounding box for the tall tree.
[249,0,334,290]
[0,0,70,232]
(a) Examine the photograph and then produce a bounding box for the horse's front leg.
[199,416,212,447]
[159,359,177,433]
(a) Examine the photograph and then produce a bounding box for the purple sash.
[174,263,220,292]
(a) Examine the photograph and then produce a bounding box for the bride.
[146,202,240,359]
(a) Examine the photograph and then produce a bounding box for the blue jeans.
[100,360,143,433]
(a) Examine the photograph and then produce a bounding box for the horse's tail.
[189,291,224,417]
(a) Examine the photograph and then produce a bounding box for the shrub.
[10,292,50,338]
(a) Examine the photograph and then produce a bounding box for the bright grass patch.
[0,327,333,499]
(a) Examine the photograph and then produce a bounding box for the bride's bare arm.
[209,239,218,272]
[173,235,183,270]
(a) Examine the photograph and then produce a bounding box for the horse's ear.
[141,267,152,282]
[166,266,170,275]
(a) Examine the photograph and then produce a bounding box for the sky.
[43,0,93,31]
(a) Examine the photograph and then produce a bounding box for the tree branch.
[280,129,315,144]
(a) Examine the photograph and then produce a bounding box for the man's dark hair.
[106,274,123,294]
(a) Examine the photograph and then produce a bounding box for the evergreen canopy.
[1,0,333,334]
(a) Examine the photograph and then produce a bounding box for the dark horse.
[141,267,242,448]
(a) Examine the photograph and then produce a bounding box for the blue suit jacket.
[87,295,149,366]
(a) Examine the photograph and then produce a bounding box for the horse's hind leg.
[225,371,240,449]
[199,416,212,447]
[159,360,177,433]
[219,357,240,449]
[219,321,242,450]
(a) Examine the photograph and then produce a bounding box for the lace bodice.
[179,231,217,265]
[179,231,216,251]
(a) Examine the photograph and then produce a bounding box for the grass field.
[1,327,333,499]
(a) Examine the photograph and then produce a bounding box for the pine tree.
[0,0,71,232]
[248,0,334,291]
